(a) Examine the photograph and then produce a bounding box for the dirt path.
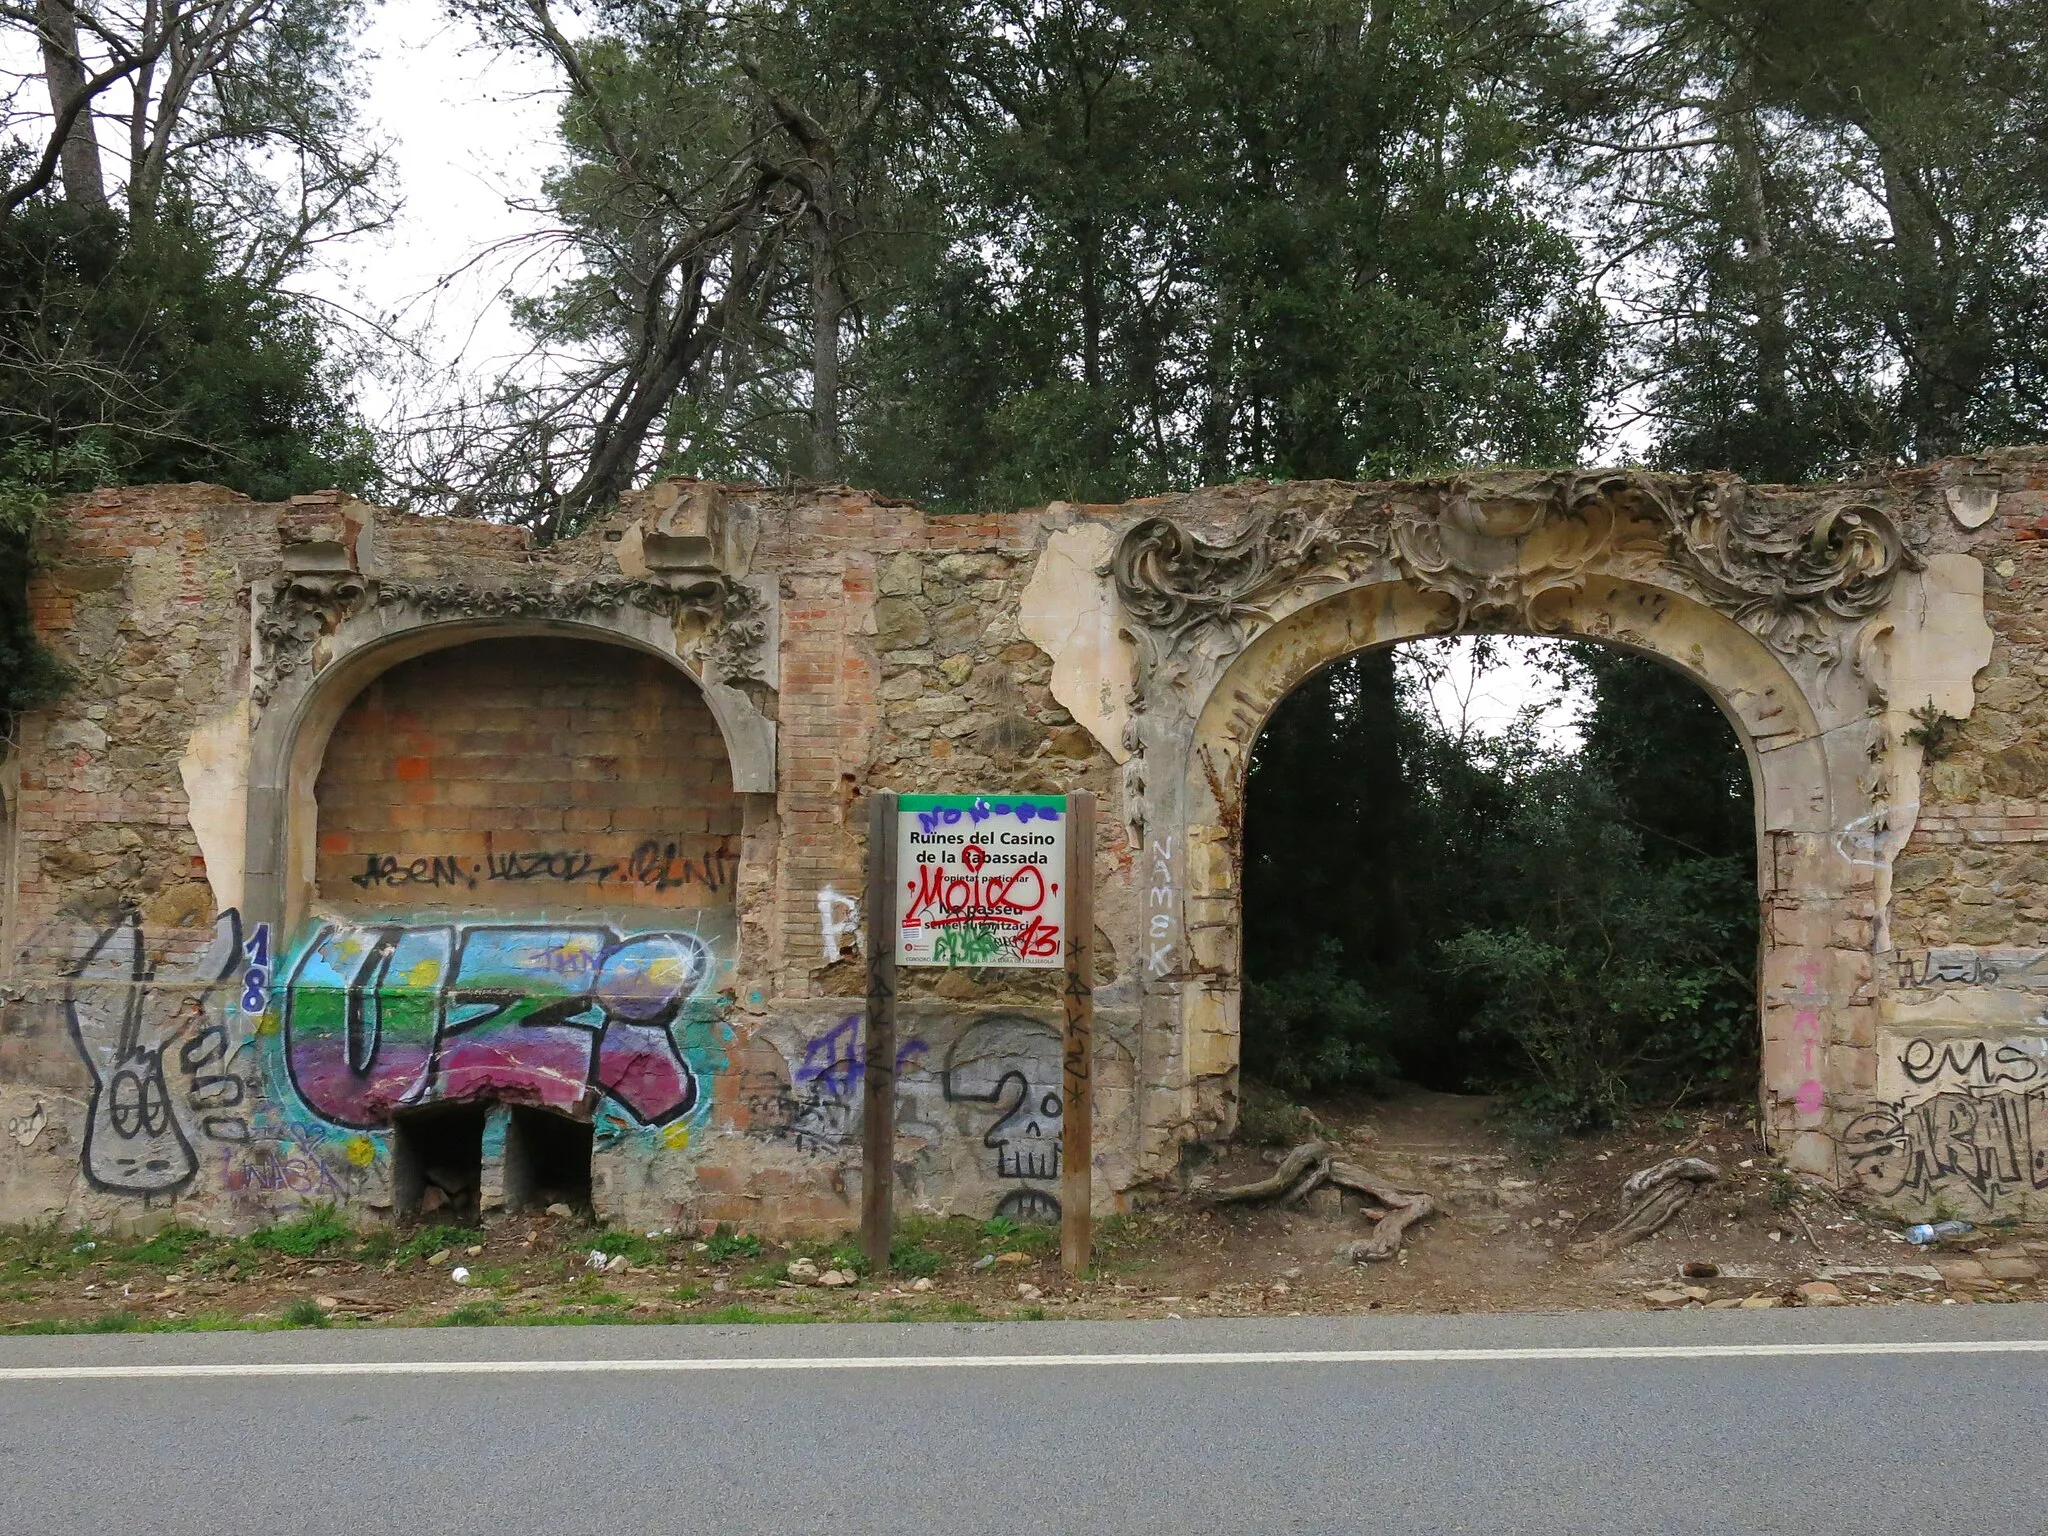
[3,1089,2041,1333]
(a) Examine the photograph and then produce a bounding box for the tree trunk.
[1079,217,1102,391]
[1720,68,1790,456]
[810,220,842,481]
[37,0,107,209]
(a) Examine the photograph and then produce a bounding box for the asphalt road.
[2,1306,2043,1535]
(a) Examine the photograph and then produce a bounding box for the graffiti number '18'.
[241,924,271,1016]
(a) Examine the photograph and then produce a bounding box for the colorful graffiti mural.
[282,922,719,1130]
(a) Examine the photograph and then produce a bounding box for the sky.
[1403,639,1587,749]
[302,4,566,423]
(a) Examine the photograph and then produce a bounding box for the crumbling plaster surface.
[4,455,2046,1233]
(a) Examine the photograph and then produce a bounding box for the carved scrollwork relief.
[708,581,771,688]
[1110,471,1923,680]
[250,574,771,709]
[1656,482,1923,668]
[1109,505,1384,648]
[374,578,687,621]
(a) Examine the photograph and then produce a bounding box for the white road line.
[2,1339,2046,1381]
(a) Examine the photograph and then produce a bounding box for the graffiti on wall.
[283,922,718,1130]
[1847,1027,2048,1211]
[816,887,860,963]
[741,1015,927,1152]
[1844,1088,2048,1208]
[66,911,249,1195]
[944,1015,1064,1221]
[1894,948,2048,990]
[345,837,739,897]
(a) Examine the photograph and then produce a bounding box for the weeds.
[123,1226,209,1267]
[704,1227,763,1262]
[246,1205,352,1259]
[280,1299,330,1328]
[442,1301,505,1327]
[395,1225,480,1263]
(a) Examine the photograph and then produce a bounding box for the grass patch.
[2,1308,266,1337]
[888,1242,945,1278]
[353,1228,397,1262]
[442,1301,505,1327]
[395,1225,481,1263]
[689,1304,818,1325]
[592,1230,661,1266]
[1012,1306,1048,1321]
[280,1298,331,1328]
[0,1223,104,1278]
[670,1283,701,1302]
[1236,1082,1325,1146]
[246,1205,352,1259]
[898,1214,984,1247]
[122,1225,210,1267]
[704,1227,763,1262]
[938,1301,987,1322]
[147,1310,247,1333]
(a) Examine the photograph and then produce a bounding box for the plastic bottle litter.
[1905,1220,1974,1245]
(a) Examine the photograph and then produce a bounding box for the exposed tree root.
[1571,1156,1721,1260]
[1198,1142,1331,1205]
[1197,1143,1437,1263]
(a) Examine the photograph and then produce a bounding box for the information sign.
[894,793,1067,967]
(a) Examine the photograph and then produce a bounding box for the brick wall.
[315,637,741,915]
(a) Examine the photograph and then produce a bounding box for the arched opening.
[278,632,742,1219]
[1240,636,1760,1138]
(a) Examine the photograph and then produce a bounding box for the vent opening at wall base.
[504,1107,594,1215]
[391,1104,487,1222]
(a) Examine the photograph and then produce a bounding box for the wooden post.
[1061,790,1096,1275]
[861,790,899,1272]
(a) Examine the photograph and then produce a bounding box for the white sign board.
[895,794,1067,967]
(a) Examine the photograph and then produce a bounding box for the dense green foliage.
[0,0,382,721]
[1242,644,1758,1130]
[0,204,374,720]
[410,0,2048,522]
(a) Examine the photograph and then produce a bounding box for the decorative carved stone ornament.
[1111,470,1922,671]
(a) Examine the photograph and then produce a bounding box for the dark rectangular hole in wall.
[504,1108,593,1214]
[392,1104,487,1223]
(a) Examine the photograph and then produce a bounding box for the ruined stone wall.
[3,456,2047,1236]
[0,482,1135,1235]
[1848,452,2048,1221]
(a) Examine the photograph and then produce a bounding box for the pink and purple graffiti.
[283,923,712,1129]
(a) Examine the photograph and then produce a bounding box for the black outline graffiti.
[993,1188,1061,1224]
[67,909,242,1196]
[943,1015,1065,1189]
[1845,1089,2048,1207]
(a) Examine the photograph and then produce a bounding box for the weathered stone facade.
[3,453,2045,1233]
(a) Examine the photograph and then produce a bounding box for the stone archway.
[1103,470,1993,1187]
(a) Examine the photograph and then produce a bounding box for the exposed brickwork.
[314,637,742,914]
